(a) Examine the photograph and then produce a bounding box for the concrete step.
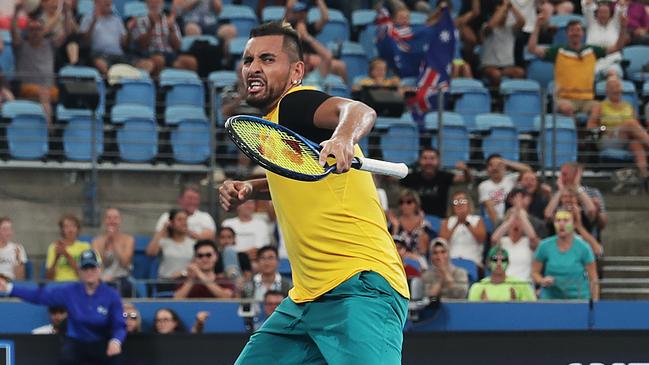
[601,288,649,300]
[602,265,649,279]
[600,278,649,288]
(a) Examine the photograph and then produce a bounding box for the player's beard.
[246,83,285,112]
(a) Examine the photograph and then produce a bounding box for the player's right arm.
[218,178,271,211]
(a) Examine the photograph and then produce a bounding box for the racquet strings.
[230,118,325,176]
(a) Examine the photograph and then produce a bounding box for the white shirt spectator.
[583,0,625,77]
[499,236,533,281]
[0,242,28,280]
[447,215,483,266]
[156,210,216,238]
[511,0,537,33]
[157,236,195,278]
[221,217,271,253]
[478,173,518,221]
[79,14,126,56]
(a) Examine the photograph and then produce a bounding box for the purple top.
[627,2,649,31]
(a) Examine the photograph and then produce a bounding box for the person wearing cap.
[468,246,536,302]
[0,249,126,364]
[532,208,600,300]
[421,238,469,300]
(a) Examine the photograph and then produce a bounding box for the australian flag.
[410,7,455,120]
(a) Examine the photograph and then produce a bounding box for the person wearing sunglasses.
[439,191,487,269]
[122,302,141,334]
[174,240,235,299]
[388,189,434,256]
[0,249,126,364]
[468,246,536,302]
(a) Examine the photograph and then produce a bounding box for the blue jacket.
[11,282,126,343]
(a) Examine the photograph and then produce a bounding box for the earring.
[292,80,299,85]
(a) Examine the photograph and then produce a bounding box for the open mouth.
[247,78,265,94]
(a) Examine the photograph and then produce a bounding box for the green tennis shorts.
[235,271,408,365]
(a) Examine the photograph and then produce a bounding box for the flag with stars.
[409,7,455,121]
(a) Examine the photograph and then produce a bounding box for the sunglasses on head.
[123,312,138,319]
[490,255,508,263]
[196,252,213,259]
[453,199,468,206]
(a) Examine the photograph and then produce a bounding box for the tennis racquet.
[225,115,409,182]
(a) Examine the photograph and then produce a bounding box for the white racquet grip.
[357,157,409,179]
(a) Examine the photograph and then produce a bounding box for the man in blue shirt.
[0,249,126,364]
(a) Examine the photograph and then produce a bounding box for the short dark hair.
[194,240,218,254]
[486,154,502,165]
[58,213,81,233]
[566,19,583,30]
[249,21,303,62]
[420,147,439,157]
[219,226,236,237]
[264,290,284,301]
[180,184,200,197]
[257,245,278,259]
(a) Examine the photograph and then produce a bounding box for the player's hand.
[218,180,253,211]
[106,340,122,357]
[319,136,354,174]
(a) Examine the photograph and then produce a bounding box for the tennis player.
[219,22,410,364]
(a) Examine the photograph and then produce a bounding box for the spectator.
[285,0,328,38]
[532,208,600,300]
[221,200,271,261]
[517,170,551,220]
[146,209,196,280]
[262,289,284,318]
[32,306,67,334]
[40,0,79,69]
[394,236,427,280]
[0,73,15,108]
[174,240,235,299]
[587,77,649,183]
[153,308,187,334]
[122,302,141,334]
[480,0,526,87]
[217,226,252,281]
[528,14,627,117]
[511,0,541,68]
[10,3,64,126]
[456,0,480,52]
[130,0,198,76]
[295,21,348,88]
[421,238,469,299]
[45,214,91,281]
[0,249,126,363]
[439,191,487,269]
[173,0,236,44]
[626,0,649,45]
[544,0,575,15]
[478,154,531,226]
[468,246,536,301]
[79,0,134,75]
[352,57,401,92]
[155,184,216,241]
[400,147,472,218]
[242,246,292,302]
[505,186,548,238]
[490,205,540,282]
[387,189,434,256]
[92,208,135,297]
[0,216,28,281]
[582,0,626,79]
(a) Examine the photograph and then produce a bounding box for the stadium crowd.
[1,0,649,338]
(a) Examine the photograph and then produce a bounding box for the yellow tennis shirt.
[264,86,409,302]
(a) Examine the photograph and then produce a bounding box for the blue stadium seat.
[77,0,94,17]
[6,114,49,160]
[114,77,156,109]
[24,261,33,280]
[111,104,155,124]
[112,0,128,17]
[476,113,519,162]
[63,116,104,161]
[262,6,285,22]
[220,5,258,38]
[1,100,44,118]
[0,31,15,78]
[526,58,554,90]
[160,69,205,109]
[375,116,402,129]
[123,1,147,18]
[278,258,291,277]
[170,119,211,164]
[323,74,350,98]
[501,79,542,133]
[451,258,478,285]
[351,9,375,27]
[423,111,465,130]
[358,24,378,59]
[56,66,106,121]
[116,118,158,162]
[208,70,239,126]
[534,115,577,168]
[431,123,470,169]
[228,36,248,61]
[450,78,491,132]
[380,121,420,166]
[340,41,369,87]
[595,79,638,110]
[308,8,350,44]
[180,35,219,52]
[623,45,649,82]
[165,105,208,125]
[409,11,427,25]
[424,214,442,235]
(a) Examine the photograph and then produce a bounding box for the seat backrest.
[180,35,219,52]
[117,118,158,162]
[308,8,350,44]
[1,100,45,119]
[164,82,205,108]
[63,117,104,161]
[431,124,469,168]
[352,9,375,27]
[123,1,147,18]
[453,92,491,132]
[483,126,519,162]
[623,45,649,75]
[359,24,378,59]
[7,114,49,159]
[527,59,554,90]
[170,119,211,164]
[115,79,156,109]
[165,105,208,125]
[262,6,285,22]
[380,122,420,165]
[220,5,258,37]
[424,112,465,131]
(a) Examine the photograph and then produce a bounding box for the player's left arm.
[313,98,377,173]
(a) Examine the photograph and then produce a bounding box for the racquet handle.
[352,157,409,179]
